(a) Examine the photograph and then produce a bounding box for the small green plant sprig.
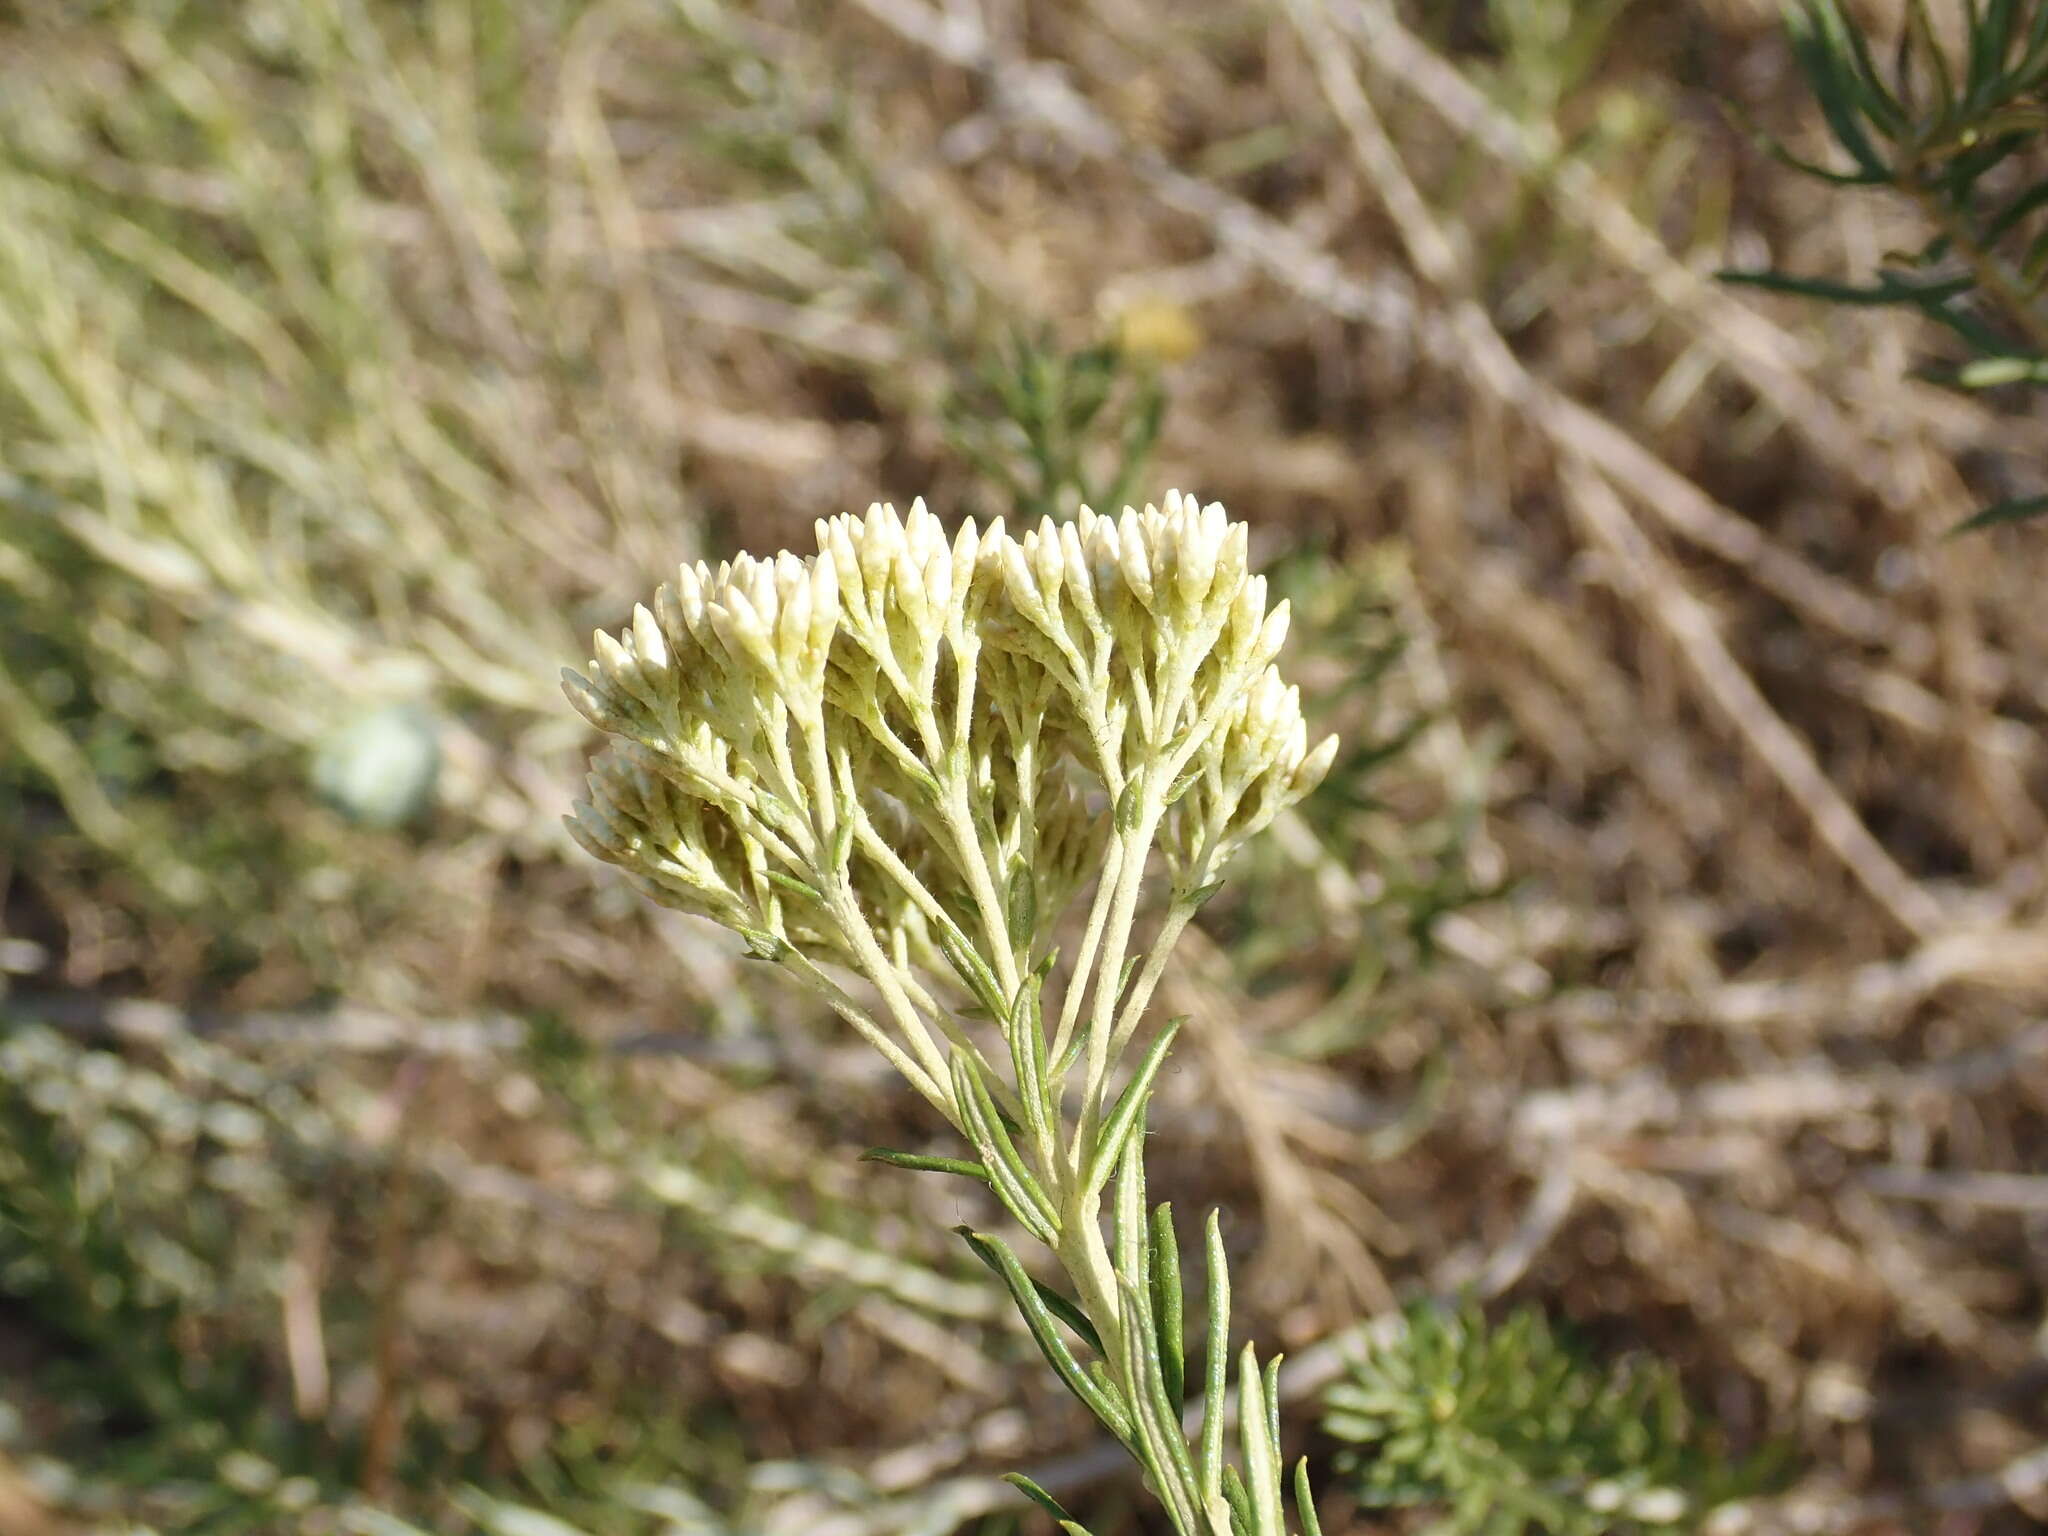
[1726,0,2048,530]
[944,329,1170,525]
[565,493,1336,1536]
[1322,1302,1781,1536]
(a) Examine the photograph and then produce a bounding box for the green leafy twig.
[1322,1301,1785,1536]
[1725,0,2048,530]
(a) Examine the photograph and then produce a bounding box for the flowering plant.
[565,492,1334,1535]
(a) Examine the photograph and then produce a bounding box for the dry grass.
[1,0,2046,1532]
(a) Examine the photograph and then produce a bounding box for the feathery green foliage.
[943,328,1168,525]
[1727,0,2048,530]
[1322,1302,1781,1536]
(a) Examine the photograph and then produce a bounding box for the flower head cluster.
[565,492,1333,1115]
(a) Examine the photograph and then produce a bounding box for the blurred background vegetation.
[1,0,2045,1531]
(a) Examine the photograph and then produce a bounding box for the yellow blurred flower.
[1114,297,1203,366]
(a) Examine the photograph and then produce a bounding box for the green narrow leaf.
[1979,175,2048,247]
[1113,952,1141,1009]
[1962,0,2010,106]
[1294,1458,1325,1536]
[1201,1211,1232,1502]
[1051,1022,1088,1082]
[1904,0,1958,123]
[1002,1473,1074,1522]
[1114,1118,1152,1285]
[1219,1465,1254,1536]
[904,760,944,803]
[1814,0,1910,137]
[936,924,1010,1022]
[1938,129,2028,199]
[828,782,857,872]
[2019,215,2048,285]
[1954,355,2048,387]
[1150,1202,1186,1408]
[1915,292,2024,355]
[1966,0,2015,104]
[1089,1360,1123,1408]
[2025,0,2048,74]
[957,1226,1104,1354]
[1113,776,1144,833]
[1788,2,1896,174]
[951,1054,1060,1243]
[1117,1274,1206,1528]
[859,1147,990,1182]
[762,869,824,905]
[736,927,788,962]
[1239,1342,1283,1533]
[1083,1017,1183,1199]
[1005,853,1038,954]
[1006,973,1054,1147]
[1721,85,1891,186]
[1263,1352,1284,1474]
[956,1227,1133,1440]
[1717,268,1977,306]
[1948,492,2048,532]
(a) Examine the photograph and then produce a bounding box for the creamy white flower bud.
[631,603,669,674]
[593,627,666,718]
[1585,1482,1626,1515]
[1254,602,1292,669]
[822,517,866,610]
[735,556,780,631]
[654,587,691,659]
[1221,573,1269,664]
[591,626,634,688]
[1292,733,1339,796]
[671,562,710,636]
[1059,522,1098,620]
[1001,538,1049,626]
[806,555,840,669]
[927,545,958,628]
[1242,671,1288,757]
[1629,1489,1688,1525]
[1029,518,1064,598]
[951,517,995,617]
[1209,521,1249,614]
[1274,707,1308,775]
[858,503,900,590]
[562,669,627,732]
[1171,517,1216,614]
[905,497,947,561]
[1115,509,1156,610]
[775,559,813,682]
[708,592,775,676]
[891,544,928,633]
[567,796,633,861]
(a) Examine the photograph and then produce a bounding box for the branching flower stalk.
[564,493,1335,1535]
